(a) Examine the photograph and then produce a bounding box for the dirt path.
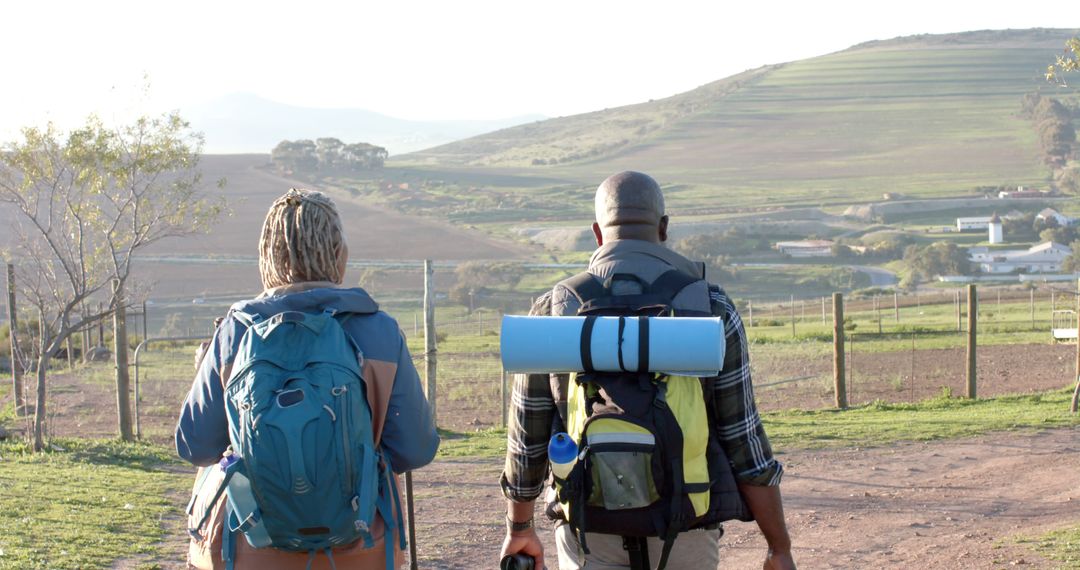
[31,358,1080,568]
[402,428,1080,569]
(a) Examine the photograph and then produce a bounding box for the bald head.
[592,171,668,244]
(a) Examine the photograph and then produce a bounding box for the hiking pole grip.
[405,471,418,570]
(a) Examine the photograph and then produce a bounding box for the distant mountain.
[181,93,545,155]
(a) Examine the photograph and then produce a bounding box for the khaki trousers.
[554,525,721,570]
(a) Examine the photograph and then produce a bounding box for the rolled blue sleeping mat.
[500,315,725,376]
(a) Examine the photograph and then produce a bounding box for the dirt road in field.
[32,356,1079,569]
[405,428,1080,569]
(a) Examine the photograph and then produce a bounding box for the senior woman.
[176,188,438,569]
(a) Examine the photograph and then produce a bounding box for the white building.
[988,213,1003,244]
[1036,208,1075,227]
[775,239,834,258]
[968,242,1072,274]
[957,216,993,231]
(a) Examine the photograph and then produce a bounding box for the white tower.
[988,213,1003,244]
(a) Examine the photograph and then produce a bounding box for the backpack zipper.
[336,385,354,492]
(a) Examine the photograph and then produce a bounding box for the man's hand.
[763,548,796,570]
[500,527,544,570]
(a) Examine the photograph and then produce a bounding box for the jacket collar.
[257,281,343,299]
[588,239,701,276]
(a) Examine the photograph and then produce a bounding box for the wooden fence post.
[423,260,437,424]
[113,279,134,440]
[894,291,899,323]
[1030,287,1036,330]
[876,295,883,334]
[747,300,753,327]
[966,284,977,399]
[790,295,796,337]
[81,308,91,364]
[6,263,24,412]
[833,293,847,409]
[97,302,105,347]
[955,290,962,333]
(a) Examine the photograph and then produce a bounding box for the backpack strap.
[561,271,606,306]
[647,269,702,302]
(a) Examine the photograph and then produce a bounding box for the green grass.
[426,388,1080,459]
[0,438,188,569]
[764,388,1080,450]
[435,428,508,458]
[1018,524,1080,568]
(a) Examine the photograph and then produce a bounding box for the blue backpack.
[190,309,404,570]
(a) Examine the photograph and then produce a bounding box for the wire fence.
[4,260,1078,440]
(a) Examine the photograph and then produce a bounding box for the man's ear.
[592,222,603,246]
[658,216,669,243]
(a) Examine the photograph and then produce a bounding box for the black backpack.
[553,269,751,570]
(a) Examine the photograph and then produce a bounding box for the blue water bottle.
[549,432,578,479]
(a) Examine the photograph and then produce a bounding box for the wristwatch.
[507,516,534,532]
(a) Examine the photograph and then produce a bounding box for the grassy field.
[366,29,1078,229]
[0,439,186,570]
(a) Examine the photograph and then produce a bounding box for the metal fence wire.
[7,261,1077,440]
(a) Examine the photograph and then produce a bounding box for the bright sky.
[0,0,1075,138]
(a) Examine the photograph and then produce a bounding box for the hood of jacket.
[229,282,379,317]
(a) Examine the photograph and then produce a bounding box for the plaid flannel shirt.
[500,274,783,503]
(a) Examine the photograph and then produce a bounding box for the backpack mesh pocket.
[585,428,660,510]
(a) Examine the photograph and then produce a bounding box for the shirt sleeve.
[500,291,558,503]
[709,287,784,486]
[175,317,242,467]
[380,333,440,473]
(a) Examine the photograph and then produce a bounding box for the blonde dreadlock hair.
[258,188,347,290]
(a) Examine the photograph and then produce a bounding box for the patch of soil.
[17,346,1080,569]
[751,342,1077,412]
[407,428,1080,569]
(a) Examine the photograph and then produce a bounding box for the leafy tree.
[902,242,971,282]
[830,243,856,258]
[1039,225,1079,245]
[450,261,524,311]
[272,139,387,174]
[271,139,318,173]
[1046,37,1080,84]
[861,233,914,261]
[1003,213,1038,241]
[1063,240,1080,273]
[0,113,224,450]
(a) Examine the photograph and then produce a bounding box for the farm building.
[956,216,993,231]
[1035,208,1075,227]
[775,239,835,257]
[967,241,1072,274]
[998,186,1051,199]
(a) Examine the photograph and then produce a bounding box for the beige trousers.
[554,525,721,570]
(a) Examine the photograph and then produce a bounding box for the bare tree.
[0,113,224,450]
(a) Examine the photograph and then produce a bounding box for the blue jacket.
[175,283,439,473]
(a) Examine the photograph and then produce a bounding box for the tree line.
[271,138,388,174]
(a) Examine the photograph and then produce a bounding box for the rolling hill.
[397,28,1080,215]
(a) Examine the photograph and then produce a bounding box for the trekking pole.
[405,471,419,570]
